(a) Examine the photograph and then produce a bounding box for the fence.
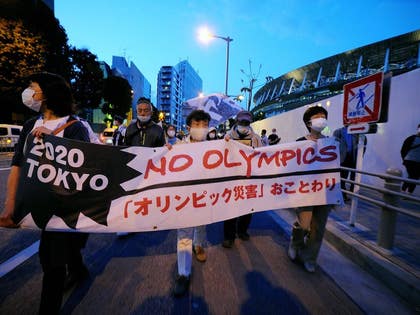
[340,166,420,250]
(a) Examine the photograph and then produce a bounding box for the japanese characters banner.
[14,134,342,232]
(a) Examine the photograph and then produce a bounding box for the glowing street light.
[198,26,233,96]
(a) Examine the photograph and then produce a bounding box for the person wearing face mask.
[0,72,91,314]
[118,98,165,237]
[112,115,126,146]
[333,125,367,201]
[124,97,165,147]
[222,111,263,249]
[400,123,420,194]
[206,126,218,141]
[173,110,211,297]
[287,106,333,273]
[165,124,181,145]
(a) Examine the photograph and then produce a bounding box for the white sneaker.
[288,243,298,261]
[304,261,316,273]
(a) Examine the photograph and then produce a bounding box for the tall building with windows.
[156,60,202,130]
[112,56,151,119]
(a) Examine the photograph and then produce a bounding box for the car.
[99,127,115,145]
[0,124,23,151]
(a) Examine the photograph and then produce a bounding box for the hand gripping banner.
[14,135,342,232]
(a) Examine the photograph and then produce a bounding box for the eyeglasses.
[237,120,250,126]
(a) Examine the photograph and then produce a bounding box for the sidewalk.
[270,192,420,311]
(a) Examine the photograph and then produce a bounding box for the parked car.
[0,124,22,151]
[99,127,115,145]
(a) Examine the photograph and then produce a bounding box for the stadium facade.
[252,30,420,120]
[250,30,420,188]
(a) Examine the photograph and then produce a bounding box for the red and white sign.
[343,72,384,125]
[347,123,369,134]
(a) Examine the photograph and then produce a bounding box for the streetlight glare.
[197,26,214,43]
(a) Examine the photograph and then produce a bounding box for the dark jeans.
[340,156,356,195]
[402,160,420,193]
[223,214,252,240]
[38,231,89,314]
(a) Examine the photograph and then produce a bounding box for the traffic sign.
[347,123,377,134]
[343,72,384,125]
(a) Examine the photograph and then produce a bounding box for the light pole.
[241,60,261,111]
[198,27,233,96]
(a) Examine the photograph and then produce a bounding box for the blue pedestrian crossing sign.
[343,72,384,125]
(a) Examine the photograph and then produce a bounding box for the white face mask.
[137,115,151,123]
[189,127,208,141]
[417,128,420,134]
[237,126,250,135]
[167,130,175,138]
[208,132,216,139]
[310,117,327,132]
[22,88,42,112]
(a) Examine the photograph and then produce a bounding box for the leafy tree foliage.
[69,48,104,110]
[102,76,133,119]
[0,18,47,122]
[0,1,71,123]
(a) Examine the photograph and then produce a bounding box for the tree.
[69,47,104,111]
[0,1,71,123]
[102,76,132,120]
[0,18,48,123]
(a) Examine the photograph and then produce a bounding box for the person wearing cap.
[112,115,126,146]
[287,106,333,273]
[207,126,218,140]
[222,110,263,249]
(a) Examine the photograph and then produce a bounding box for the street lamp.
[198,27,233,96]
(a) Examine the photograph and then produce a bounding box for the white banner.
[17,136,342,232]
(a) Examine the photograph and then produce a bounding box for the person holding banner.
[288,106,332,273]
[165,124,181,145]
[124,97,165,147]
[117,98,166,237]
[174,109,211,297]
[0,72,90,314]
[222,110,263,249]
[112,115,126,146]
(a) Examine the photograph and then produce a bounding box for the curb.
[269,209,419,310]
[324,220,420,308]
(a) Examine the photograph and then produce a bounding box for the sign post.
[342,72,385,226]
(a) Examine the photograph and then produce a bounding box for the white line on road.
[0,241,39,278]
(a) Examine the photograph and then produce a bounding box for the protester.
[112,115,126,146]
[165,124,181,145]
[118,97,165,237]
[268,128,280,145]
[260,129,269,146]
[333,125,367,201]
[124,97,165,147]
[222,110,263,249]
[400,123,420,194]
[287,106,332,273]
[0,72,90,314]
[174,109,210,297]
[207,126,218,140]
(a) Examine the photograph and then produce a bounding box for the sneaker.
[238,232,250,241]
[193,245,207,262]
[303,261,316,273]
[173,275,190,297]
[222,239,234,248]
[287,243,298,261]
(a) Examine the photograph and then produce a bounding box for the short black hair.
[186,110,211,127]
[114,115,124,123]
[28,72,74,117]
[303,106,328,131]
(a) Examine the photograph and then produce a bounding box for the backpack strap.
[52,119,78,135]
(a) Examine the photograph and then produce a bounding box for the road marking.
[0,241,39,278]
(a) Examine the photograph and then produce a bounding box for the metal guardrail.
[340,166,420,250]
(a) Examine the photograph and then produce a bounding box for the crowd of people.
[0,71,418,313]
